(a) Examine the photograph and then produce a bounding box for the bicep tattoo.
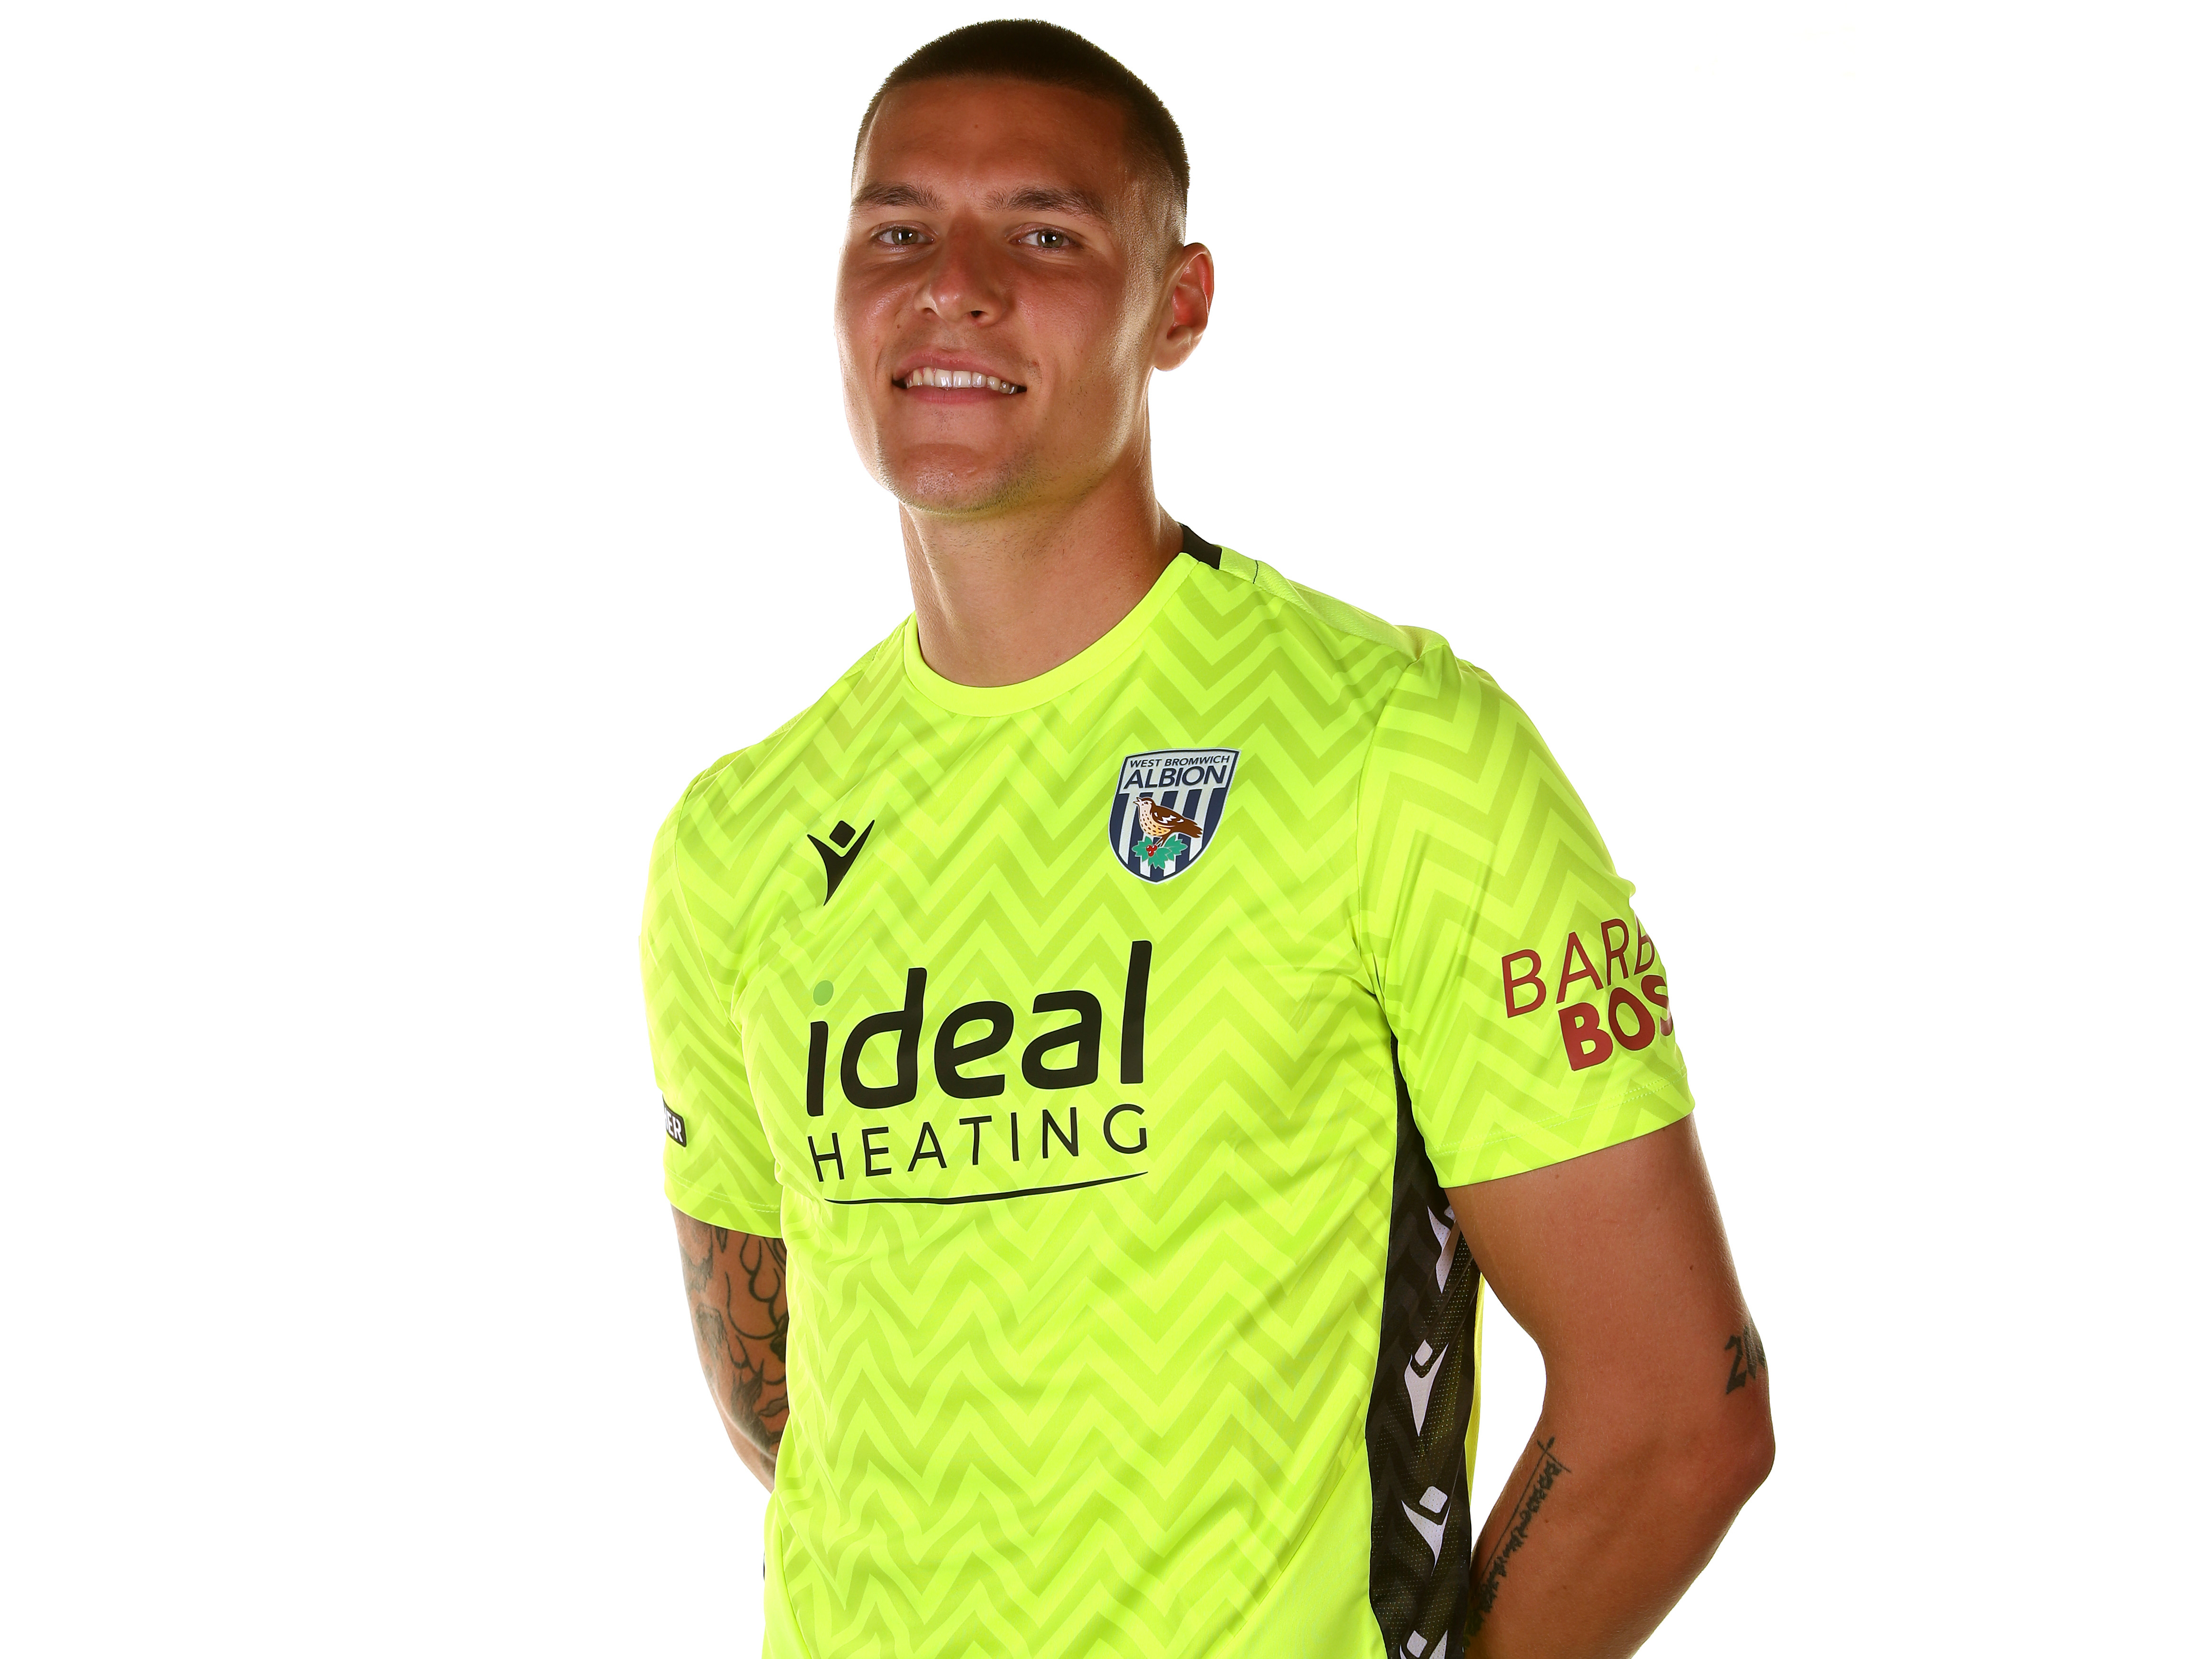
[676,1216,790,1461]
[1724,1319,1768,1395]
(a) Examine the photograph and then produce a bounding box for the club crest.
[1107,747,1239,882]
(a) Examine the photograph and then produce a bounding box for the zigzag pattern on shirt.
[641,549,1693,1658]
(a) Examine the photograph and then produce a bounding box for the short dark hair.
[855,20,1189,238]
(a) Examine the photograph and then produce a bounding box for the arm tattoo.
[675,1216,789,1471]
[1470,1435,1571,1633]
[1724,1320,1768,1395]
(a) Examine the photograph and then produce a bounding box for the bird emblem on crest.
[1133,792,1207,869]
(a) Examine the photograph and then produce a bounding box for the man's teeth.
[902,366,1022,393]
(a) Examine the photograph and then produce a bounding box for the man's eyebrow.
[988,185,1111,221]
[851,181,945,211]
[849,180,1113,221]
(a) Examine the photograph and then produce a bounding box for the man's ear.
[1155,244,1214,371]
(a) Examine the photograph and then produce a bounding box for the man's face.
[836,77,1184,518]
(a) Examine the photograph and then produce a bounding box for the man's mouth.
[898,366,1025,394]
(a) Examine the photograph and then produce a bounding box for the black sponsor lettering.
[841,968,926,1109]
[934,1000,1012,1099]
[1103,1103,1147,1154]
[803,948,1164,1186]
[908,1121,947,1171]
[1120,940,1151,1085]
[1022,990,1100,1089]
[805,1022,828,1116]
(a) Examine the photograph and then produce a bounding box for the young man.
[643,21,1772,1659]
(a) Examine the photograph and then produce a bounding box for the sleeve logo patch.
[1108,748,1239,882]
[662,1098,688,1147]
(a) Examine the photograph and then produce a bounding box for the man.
[643,21,1771,1659]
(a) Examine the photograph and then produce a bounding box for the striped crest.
[1107,746,1240,882]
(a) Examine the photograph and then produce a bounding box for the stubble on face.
[836,78,1169,522]
[884,431,1041,518]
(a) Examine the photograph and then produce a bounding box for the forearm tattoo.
[1724,1320,1768,1395]
[677,1219,790,1462]
[1470,1435,1572,1634]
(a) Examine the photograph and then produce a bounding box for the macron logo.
[807,818,874,905]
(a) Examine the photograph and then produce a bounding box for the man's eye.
[1021,228,1072,249]
[877,226,926,246]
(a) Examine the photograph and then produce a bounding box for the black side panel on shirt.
[1178,523,1223,568]
[1366,1047,1481,1659]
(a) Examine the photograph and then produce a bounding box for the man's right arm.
[672,1205,789,1492]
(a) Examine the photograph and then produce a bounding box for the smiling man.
[643,20,1771,1659]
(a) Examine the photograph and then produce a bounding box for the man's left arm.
[1448,1114,1773,1659]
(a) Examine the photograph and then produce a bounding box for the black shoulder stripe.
[1178,523,1223,568]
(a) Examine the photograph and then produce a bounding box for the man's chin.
[878,447,1038,518]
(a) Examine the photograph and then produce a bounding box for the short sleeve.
[1354,641,1694,1187]
[642,800,784,1234]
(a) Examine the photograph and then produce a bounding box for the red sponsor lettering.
[1556,932,1604,1004]
[1634,921,1656,975]
[1559,1001,1614,1071]
[1641,973,1673,1037]
[1600,918,1631,985]
[1607,987,1656,1050]
[1501,950,1547,1017]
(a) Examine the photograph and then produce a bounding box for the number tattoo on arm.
[1724,1320,1768,1395]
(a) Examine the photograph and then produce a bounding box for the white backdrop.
[4,3,2204,1653]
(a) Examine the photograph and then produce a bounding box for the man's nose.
[917,222,1006,323]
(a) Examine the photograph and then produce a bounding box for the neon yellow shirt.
[642,536,1693,1659]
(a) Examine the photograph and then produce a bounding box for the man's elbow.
[1719,1404,1776,1506]
[1670,1401,1774,1524]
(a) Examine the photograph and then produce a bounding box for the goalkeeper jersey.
[642,533,1693,1659]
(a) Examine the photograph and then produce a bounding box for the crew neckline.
[900,548,1197,716]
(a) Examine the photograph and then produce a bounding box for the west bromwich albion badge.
[1108,747,1239,882]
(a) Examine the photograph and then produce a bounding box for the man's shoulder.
[657,622,907,881]
[1211,547,1416,652]
[1178,547,1554,816]
[1182,545,1479,710]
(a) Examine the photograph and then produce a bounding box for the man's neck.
[902,467,1182,690]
